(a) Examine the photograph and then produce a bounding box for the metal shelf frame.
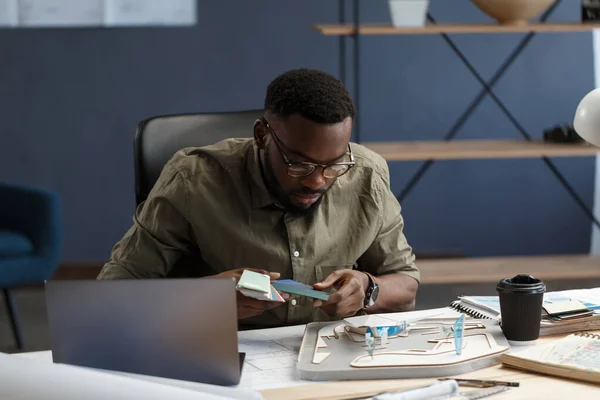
[334,0,600,230]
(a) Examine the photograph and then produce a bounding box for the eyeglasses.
[264,121,355,179]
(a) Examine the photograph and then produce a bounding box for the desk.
[14,326,600,399]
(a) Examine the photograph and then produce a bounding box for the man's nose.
[300,169,327,191]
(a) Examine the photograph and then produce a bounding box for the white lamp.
[574,88,600,147]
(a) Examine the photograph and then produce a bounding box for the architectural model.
[297,312,510,381]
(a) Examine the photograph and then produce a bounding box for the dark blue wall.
[0,0,595,262]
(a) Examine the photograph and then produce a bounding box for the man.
[98,68,420,329]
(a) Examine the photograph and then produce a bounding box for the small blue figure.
[365,332,375,359]
[453,314,465,355]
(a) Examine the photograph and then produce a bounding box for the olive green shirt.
[98,138,419,328]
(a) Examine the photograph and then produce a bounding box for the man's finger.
[334,290,365,317]
[313,270,343,289]
[313,289,345,309]
[317,276,356,306]
[269,272,281,280]
[325,290,345,305]
[315,286,362,313]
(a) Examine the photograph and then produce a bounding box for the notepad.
[500,332,600,384]
[543,299,592,319]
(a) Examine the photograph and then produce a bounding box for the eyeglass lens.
[287,163,351,178]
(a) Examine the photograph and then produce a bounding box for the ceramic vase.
[471,0,555,25]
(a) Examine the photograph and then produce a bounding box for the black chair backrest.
[133,110,263,206]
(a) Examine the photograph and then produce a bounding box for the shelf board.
[362,139,599,161]
[419,254,600,284]
[312,22,600,36]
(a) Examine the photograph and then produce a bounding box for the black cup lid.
[497,274,546,294]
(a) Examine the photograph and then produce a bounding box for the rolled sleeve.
[97,164,193,280]
[358,164,420,283]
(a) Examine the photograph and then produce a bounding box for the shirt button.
[291,299,297,306]
[293,251,300,257]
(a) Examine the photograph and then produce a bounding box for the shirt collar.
[247,142,278,209]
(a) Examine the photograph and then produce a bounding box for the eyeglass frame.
[263,119,356,179]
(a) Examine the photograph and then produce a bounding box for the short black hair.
[264,68,356,124]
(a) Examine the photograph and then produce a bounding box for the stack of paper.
[449,287,600,336]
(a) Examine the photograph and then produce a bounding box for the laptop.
[44,278,243,386]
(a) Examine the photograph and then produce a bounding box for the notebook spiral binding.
[449,301,493,320]
[574,332,600,339]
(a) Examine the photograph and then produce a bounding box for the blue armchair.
[0,182,62,349]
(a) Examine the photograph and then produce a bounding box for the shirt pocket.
[315,264,356,282]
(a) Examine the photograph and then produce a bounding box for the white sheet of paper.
[0,352,263,400]
[18,0,103,26]
[0,0,18,26]
[14,326,312,392]
[104,0,196,26]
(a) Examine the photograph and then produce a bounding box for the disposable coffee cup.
[496,274,546,346]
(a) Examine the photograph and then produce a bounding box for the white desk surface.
[13,324,600,400]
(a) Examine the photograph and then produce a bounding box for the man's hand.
[211,268,289,320]
[312,269,369,318]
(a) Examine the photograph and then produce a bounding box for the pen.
[438,378,520,388]
[370,379,459,400]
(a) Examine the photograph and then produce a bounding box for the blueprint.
[237,326,312,391]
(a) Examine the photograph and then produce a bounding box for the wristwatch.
[363,272,379,308]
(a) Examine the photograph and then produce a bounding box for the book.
[500,332,600,385]
[448,287,600,336]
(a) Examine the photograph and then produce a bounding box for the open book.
[448,287,600,336]
[500,332,600,384]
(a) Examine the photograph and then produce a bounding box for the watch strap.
[363,271,376,308]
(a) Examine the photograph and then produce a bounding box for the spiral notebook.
[500,332,600,384]
[449,297,502,321]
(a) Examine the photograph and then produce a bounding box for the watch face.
[371,285,379,304]
[365,283,379,307]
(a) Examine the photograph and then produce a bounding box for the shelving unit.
[419,254,600,284]
[313,21,600,35]
[313,0,600,283]
[364,139,600,161]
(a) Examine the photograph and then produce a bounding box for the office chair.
[0,182,62,349]
[132,110,263,279]
[133,110,263,206]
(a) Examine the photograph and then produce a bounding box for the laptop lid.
[44,278,241,386]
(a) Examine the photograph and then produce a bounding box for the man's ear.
[253,118,268,149]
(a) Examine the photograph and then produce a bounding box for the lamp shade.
[574,88,600,148]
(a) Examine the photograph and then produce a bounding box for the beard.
[260,145,327,218]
